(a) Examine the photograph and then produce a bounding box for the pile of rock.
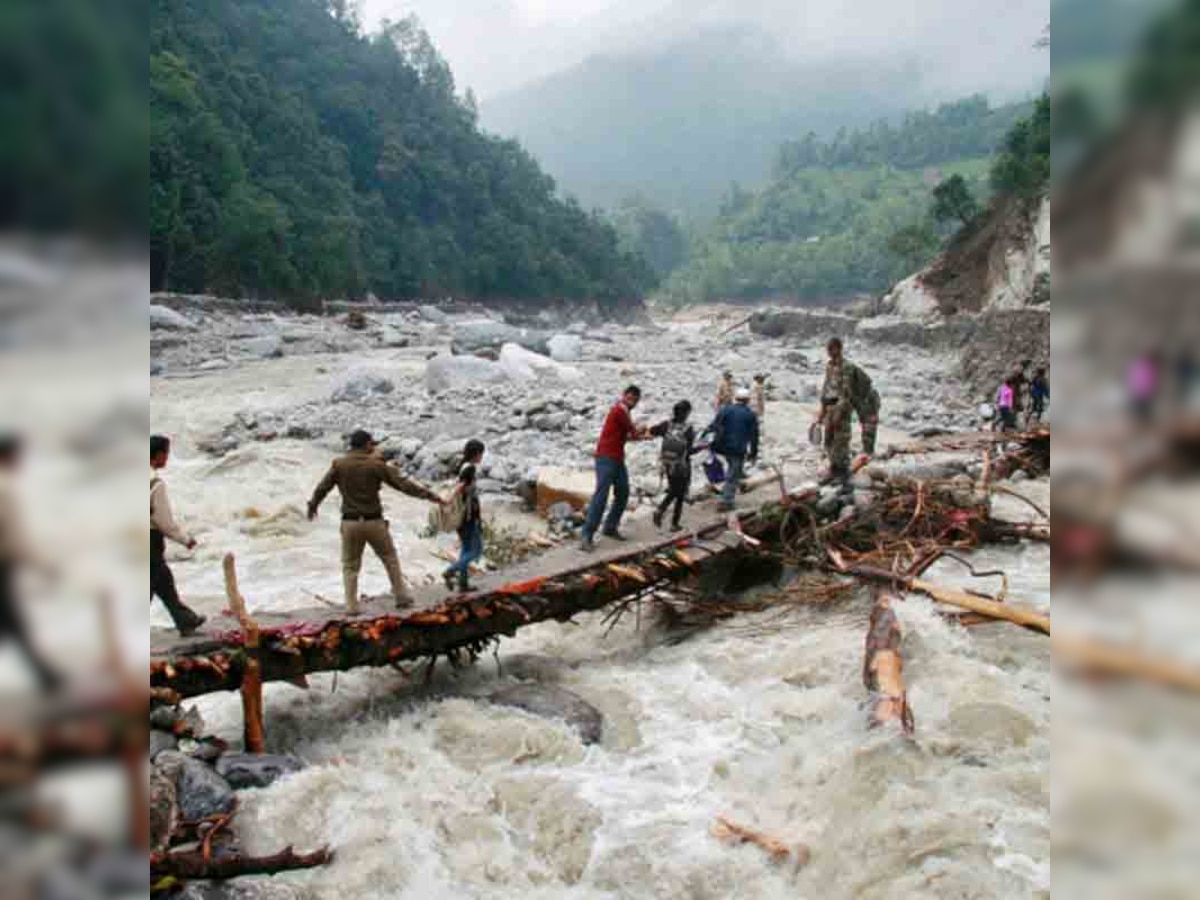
[151,701,307,896]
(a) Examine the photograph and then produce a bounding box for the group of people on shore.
[994,359,1049,432]
[149,338,881,634]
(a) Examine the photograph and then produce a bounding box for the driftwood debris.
[863,591,914,735]
[1053,634,1200,694]
[711,817,811,867]
[152,844,332,883]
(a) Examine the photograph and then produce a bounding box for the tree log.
[150,845,332,882]
[1053,634,1200,694]
[863,591,914,735]
[840,563,1050,635]
[712,816,810,866]
[225,554,266,753]
[152,495,814,700]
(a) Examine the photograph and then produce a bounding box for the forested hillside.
[151,0,650,307]
[656,95,1036,308]
[481,26,936,216]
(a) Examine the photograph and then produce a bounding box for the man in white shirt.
[0,433,62,689]
[151,435,206,635]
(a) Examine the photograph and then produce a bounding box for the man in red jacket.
[581,386,649,551]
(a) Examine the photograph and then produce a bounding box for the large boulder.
[881,273,941,318]
[149,768,179,852]
[534,467,595,516]
[748,309,857,341]
[330,369,395,403]
[488,683,604,745]
[156,751,236,822]
[452,321,551,355]
[215,753,305,790]
[425,354,510,393]
[150,305,196,331]
[418,304,450,324]
[547,334,583,363]
[499,343,582,382]
[243,335,283,359]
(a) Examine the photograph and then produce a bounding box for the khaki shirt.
[151,470,191,545]
[309,449,440,519]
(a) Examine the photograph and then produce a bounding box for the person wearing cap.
[308,430,445,611]
[816,337,876,484]
[711,387,759,511]
[715,371,735,411]
[151,434,207,636]
[0,434,62,690]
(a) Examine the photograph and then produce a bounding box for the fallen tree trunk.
[1053,634,1200,694]
[840,564,1050,635]
[151,494,812,700]
[712,816,811,866]
[151,845,331,882]
[863,591,914,735]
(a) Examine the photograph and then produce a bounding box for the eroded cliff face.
[881,194,1050,317]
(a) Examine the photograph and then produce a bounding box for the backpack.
[703,451,726,485]
[428,487,466,534]
[660,422,690,477]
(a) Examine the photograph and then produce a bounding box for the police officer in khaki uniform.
[308,430,444,611]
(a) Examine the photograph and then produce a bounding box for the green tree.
[931,175,979,227]
[887,220,940,272]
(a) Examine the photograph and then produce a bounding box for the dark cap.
[349,429,375,450]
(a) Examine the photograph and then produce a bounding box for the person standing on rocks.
[307,430,444,611]
[650,401,698,532]
[751,374,768,423]
[1,434,63,690]
[713,388,759,512]
[150,435,207,636]
[581,386,649,551]
[443,439,485,594]
[1010,360,1031,426]
[715,371,735,411]
[816,338,874,484]
[1027,367,1049,427]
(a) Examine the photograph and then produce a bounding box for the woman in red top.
[581,386,648,550]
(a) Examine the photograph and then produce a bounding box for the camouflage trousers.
[858,388,881,456]
[824,411,853,477]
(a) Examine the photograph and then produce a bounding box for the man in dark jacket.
[308,430,444,611]
[713,388,760,511]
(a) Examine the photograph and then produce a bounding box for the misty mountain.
[481,24,1034,215]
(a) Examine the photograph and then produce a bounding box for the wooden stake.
[224,554,266,753]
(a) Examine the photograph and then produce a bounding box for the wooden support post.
[125,741,149,850]
[224,554,266,754]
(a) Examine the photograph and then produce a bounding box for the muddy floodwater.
[150,311,1050,899]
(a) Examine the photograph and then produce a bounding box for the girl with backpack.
[650,401,697,532]
[442,439,486,593]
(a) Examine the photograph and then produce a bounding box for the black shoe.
[178,614,207,638]
[652,510,664,529]
[669,522,683,533]
[602,530,629,542]
[580,538,596,553]
[442,569,457,590]
[457,576,471,594]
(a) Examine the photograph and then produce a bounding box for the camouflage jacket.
[821,359,875,421]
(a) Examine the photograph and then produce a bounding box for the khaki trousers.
[341,519,405,610]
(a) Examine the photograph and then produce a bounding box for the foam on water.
[151,352,1051,900]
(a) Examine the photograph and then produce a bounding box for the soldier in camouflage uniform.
[816,337,878,483]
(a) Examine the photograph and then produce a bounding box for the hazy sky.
[361,0,1048,100]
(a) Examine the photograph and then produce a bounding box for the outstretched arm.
[383,463,444,504]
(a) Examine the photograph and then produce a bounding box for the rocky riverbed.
[149,298,1050,900]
